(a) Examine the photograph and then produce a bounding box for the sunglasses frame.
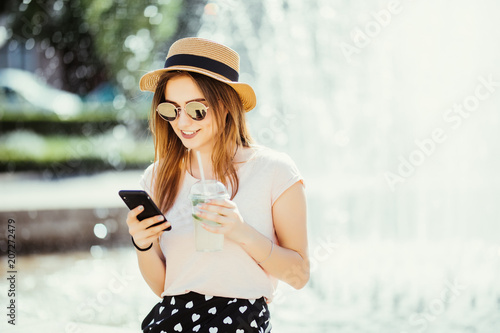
[156,101,209,122]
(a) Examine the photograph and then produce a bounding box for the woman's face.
[163,75,218,153]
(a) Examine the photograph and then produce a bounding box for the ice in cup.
[189,180,229,252]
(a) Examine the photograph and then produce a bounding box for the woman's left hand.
[195,199,249,243]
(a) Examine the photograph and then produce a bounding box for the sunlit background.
[1,0,500,332]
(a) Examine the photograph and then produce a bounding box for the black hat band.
[165,54,239,82]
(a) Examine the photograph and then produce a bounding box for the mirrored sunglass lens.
[186,102,207,120]
[157,103,177,121]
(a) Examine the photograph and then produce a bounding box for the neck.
[190,149,214,179]
[189,146,241,180]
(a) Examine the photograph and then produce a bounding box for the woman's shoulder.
[139,161,159,193]
[240,145,300,175]
[246,145,303,202]
[248,145,297,164]
[142,161,158,178]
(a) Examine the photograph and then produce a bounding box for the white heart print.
[186,301,194,308]
[192,313,200,322]
[174,323,182,332]
[249,299,256,305]
[159,306,165,314]
[239,306,247,313]
[209,328,218,333]
[170,297,176,305]
[208,306,217,314]
[193,324,201,332]
[236,330,244,333]
[205,295,213,301]
[223,316,232,324]
[171,309,179,315]
[250,320,258,328]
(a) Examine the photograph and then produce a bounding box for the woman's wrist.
[232,222,258,246]
[257,238,274,265]
[234,224,275,265]
[131,236,153,251]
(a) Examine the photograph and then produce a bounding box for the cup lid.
[189,180,228,197]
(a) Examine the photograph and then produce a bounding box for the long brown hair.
[149,71,254,213]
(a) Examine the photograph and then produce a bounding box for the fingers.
[126,205,144,225]
[134,216,170,235]
[197,199,233,216]
[195,206,227,224]
[196,211,225,226]
[202,198,235,209]
[129,219,169,249]
[126,205,148,229]
[126,205,170,248]
[200,221,224,234]
[195,199,240,228]
[127,205,168,229]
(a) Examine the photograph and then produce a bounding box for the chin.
[180,140,200,151]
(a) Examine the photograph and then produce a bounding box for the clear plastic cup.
[189,180,229,252]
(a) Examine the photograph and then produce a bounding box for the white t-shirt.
[139,146,303,301]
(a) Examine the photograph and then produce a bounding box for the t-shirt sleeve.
[271,152,304,205]
[139,163,155,195]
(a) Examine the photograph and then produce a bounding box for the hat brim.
[139,66,256,112]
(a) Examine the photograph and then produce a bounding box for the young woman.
[126,37,309,333]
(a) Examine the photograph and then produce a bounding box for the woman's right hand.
[126,205,170,250]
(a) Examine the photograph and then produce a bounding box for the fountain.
[1,1,500,331]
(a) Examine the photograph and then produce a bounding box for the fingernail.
[138,205,144,211]
[157,215,164,221]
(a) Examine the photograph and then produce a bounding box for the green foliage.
[0,131,154,174]
[81,0,182,94]
[4,0,105,94]
[0,106,152,173]
[0,0,193,174]
[3,0,181,95]
[0,107,120,122]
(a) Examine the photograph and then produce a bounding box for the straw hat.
[139,37,256,111]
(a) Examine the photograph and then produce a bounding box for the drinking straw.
[195,150,209,194]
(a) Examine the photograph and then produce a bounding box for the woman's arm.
[135,240,166,297]
[198,181,310,289]
[126,205,170,297]
[242,181,309,289]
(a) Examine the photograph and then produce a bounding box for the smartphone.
[118,190,171,231]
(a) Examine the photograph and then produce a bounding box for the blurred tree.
[2,0,107,95]
[1,0,208,97]
[81,0,182,96]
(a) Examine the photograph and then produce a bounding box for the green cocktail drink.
[189,180,229,252]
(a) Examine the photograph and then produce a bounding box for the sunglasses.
[156,101,209,122]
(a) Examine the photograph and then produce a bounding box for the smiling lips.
[180,129,200,139]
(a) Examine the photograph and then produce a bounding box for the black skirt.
[141,292,272,333]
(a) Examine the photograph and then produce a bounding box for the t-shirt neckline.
[185,146,261,181]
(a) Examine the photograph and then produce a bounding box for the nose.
[175,105,193,127]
